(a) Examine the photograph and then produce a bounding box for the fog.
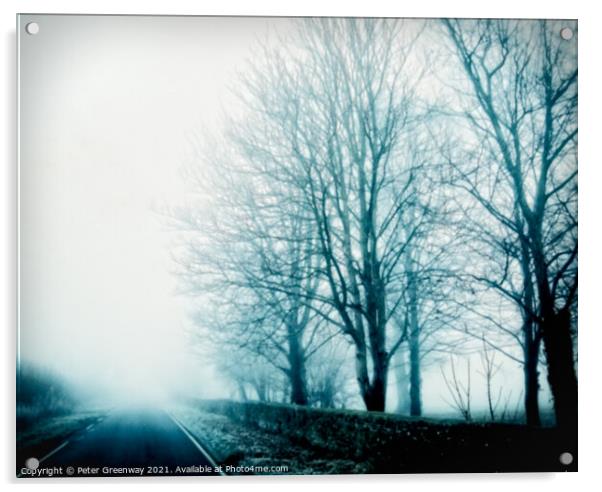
[18,15,280,403]
[18,15,559,418]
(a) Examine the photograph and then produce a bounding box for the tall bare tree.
[443,19,578,428]
[173,134,330,406]
[228,19,433,411]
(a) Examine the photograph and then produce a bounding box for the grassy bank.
[173,399,576,474]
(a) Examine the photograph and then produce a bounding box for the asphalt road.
[38,408,222,477]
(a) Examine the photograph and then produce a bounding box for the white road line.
[17,415,106,477]
[19,412,222,478]
[39,439,70,464]
[167,412,226,476]
[30,416,104,467]
[17,439,71,478]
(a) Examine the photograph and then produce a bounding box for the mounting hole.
[25,22,39,35]
[560,27,573,41]
[559,452,573,465]
[25,457,39,470]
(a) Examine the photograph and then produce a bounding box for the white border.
[3,1,601,491]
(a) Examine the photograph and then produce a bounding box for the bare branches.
[478,338,503,421]
[167,18,576,422]
[441,355,472,421]
[443,18,578,427]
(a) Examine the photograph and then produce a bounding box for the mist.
[17,15,578,477]
[19,16,570,421]
[18,15,280,404]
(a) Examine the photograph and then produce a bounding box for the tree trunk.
[288,324,308,406]
[409,335,421,416]
[355,336,388,412]
[289,361,308,406]
[254,380,268,402]
[368,291,389,412]
[395,348,410,414]
[407,268,422,416]
[365,367,387,412]
[523,337,541,426]
[519,235,541,426]
[531,232,577,429]
[541,308,578,429]
[237,382,248,402]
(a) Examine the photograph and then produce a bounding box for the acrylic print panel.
[17,14,578,477]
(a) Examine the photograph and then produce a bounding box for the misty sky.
[18,15,546,413]
[18,15,281,400]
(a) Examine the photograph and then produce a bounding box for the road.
[38,408,222,477]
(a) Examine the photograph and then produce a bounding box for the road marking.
[17,414,108,477]
[39,439,70,464]
[18,411,224,478]
[167,412,226,476]
[17,440,70,478]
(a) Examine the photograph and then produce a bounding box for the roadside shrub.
[17,363,78,430]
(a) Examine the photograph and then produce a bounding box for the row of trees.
[172,18,577,427]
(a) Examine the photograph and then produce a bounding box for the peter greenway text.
[20,463,290,477]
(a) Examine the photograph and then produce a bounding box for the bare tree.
[441,355,472,421]
[210,18,433,411]
[478,338,504,421]
[170,18,568,423]
[172,133,331,406]
[216,347,287,403]
[443,19,577,428]
[391,346,410,414]
[306,339,356,408]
